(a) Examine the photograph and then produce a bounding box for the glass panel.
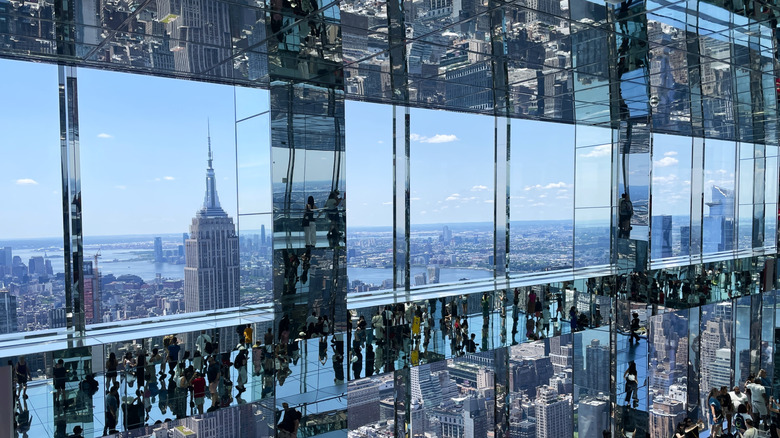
[703,140,737,255]
[345,101,393,293]
[648,309,689,437]
[409,108,494,286]
[651,134,692,262]
[574,208,611,269]
[236,106,272,216]
[576,144,612,209]
[573,328,611,437]
[510,119,574,274]
[0,59,60,333]
[699,301,733,422]
[78,68,238,325]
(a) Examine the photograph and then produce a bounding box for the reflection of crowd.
[618,266,758,307]
[98,325,268,435]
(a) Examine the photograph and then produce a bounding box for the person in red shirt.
[191,371,207,415]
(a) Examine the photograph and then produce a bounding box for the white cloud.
[653,174,678,185]
[377,140,384,144]
[663,151,678,157]
[471,185,488,192]
[410,133,459,144]
[163,176,175,181]
[114,185,127,190]
[524,182,572,191]
[424,134,458,143]
[654,156,679,167]
[410,197,421,201]
[581,144,611,158]
[15,178,38,185]
[445,193,461,201]
[484,199,494,203]
[97,133,113,139]
[382,201,393,205]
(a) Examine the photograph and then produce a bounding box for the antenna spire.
[207,119,213,169]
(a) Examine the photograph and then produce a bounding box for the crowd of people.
[705,370,779,438]
[100,325,261,435]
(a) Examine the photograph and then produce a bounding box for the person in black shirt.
[278,402,302,438]
[53,359,67,407]
[206,356,220,408]
[629,312,641,345]
[465,333,477,353]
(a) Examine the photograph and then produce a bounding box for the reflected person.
[618,193,634,238]
[303,196,318,248]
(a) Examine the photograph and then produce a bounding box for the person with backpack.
[735,403,750,436]
[234,348,248,394]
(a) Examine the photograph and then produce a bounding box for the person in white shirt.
[306,312,318,327]
[746,377,769,429]
[730,384,750,413]
[195,331,211,357]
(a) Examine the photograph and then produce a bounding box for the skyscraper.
[154,237,164,263]
[534,385,572,438]
[0,289,18,334]
[184,132,240,315]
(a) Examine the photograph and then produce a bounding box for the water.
[347,266,492,286]
[10,247,185,282]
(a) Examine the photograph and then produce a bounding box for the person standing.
[708,388,723,438]
[303,196,318,248]
[624,361,638,406]
[629,312,641,345]
[15,356,30,400]
[747,377,769,429]
[53,359,67,407]
[278,402,302,438]
[167,336,181,375]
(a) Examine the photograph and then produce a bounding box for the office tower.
[260,224,266,246]
[463,396,488,437]
[679,226,691,256]
[534,385,572,438]
[154,237,163,263]
[348,379,382,429]
[651,215,673,259]
[649,397,686,438]
[0,290,17,334]
[49,307,67,329]
[584,339,609,396]
[83,261,101,325]
[184,136,240,314]
[0,247,11,272]
[578,397,609,438]
[427,266,441,284]
[414,272,426,286]
[27,256,45,276]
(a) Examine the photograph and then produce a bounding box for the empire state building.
[184,133,239,313]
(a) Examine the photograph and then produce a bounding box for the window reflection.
[79,69,237,325]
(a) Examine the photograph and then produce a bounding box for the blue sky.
[0,58,757,239]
